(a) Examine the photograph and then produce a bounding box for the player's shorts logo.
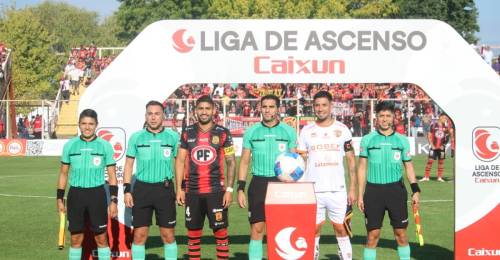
[93,156,102,166]
[472,127,500,162]
[97,127,126,161]
[275,227,307,260]
[191,145,217,165]
[172,29,195,53]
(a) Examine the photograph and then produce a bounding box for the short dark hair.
[375,101,395,114]
[261,94,280,108]
[196,95,214,107]
[313,91,333,102]
[146,100,164,109]
[79,109,98,123]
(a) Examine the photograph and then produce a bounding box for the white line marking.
[0,174,56,179]
[0,193,55,199]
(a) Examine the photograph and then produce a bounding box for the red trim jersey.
[429,122,451,149]
[180,124,234,194]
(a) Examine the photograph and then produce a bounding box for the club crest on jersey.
[334,130,342,137]
[394,151,401,160]
[93,156,102,166]
[211,136,220,145]
[436,130,445,138]
[311,132,317,138]
[163,148,171,158]
[278,143,286,152]
[191,145,217,165]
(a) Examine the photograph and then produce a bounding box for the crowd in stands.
[164,83,443,137]
[60,45,115,102]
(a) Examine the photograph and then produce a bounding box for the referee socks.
[248,239,263,260]
[164,241,177,260]
[97,247,111,259]
[397,245,411,260]
[132,243,145,260]
[363,247,376,260]
[68,247,82,260]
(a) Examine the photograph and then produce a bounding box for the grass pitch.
[0,156,453,259]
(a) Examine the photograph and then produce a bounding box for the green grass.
[0,156,454,259]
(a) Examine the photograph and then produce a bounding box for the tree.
[398,0,478,43]
[115,0,210,42]
[0,9,60,99]
[29,1,101,53]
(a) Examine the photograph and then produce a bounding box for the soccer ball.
[274,152,305,182]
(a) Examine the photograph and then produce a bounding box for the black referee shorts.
[67,185,108,233]
[363,180,408,231]
[132,180,176,228]
[429,149,446,160]
[248,175,279,224]
[185,191,227,230]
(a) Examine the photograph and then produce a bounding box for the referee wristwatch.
[110,197,118,204]
[226,187,234,193]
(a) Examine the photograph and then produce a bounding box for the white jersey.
[298,121,353,192]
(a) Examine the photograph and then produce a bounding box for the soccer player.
[237,94,297,260]
[175,95,236,260]
[297,91,356,260]
[420,113,454,182]
[123,100,179,260]
[357,101,421,260]
[56,109,118,260]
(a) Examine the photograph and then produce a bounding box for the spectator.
[0,118,5,138]
[481,45,494,65]
[60,77,71,104]
[492,56,500,75]
[33,115,42,139]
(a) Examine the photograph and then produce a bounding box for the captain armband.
[224,146,235,156]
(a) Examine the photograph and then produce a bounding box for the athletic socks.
[97,247,111,259]
[187,229,203,260]
[337,236,352,260]
[69,247,82,260]
[248,239,263,260]
[214,228,229,259]
[314,236,320,260]
[164,241,177,260]
[437,159,444,178]
[424,159,434,178]
[363,247,377,260]
[398,245,411,260]
[132,243,145,260]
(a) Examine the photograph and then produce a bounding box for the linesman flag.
[413,204,424,246]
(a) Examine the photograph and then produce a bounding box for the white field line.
[0,174,56,179]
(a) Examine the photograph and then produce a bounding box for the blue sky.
[4,0,499,44]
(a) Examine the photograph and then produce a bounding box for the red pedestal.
[265,182,316,260]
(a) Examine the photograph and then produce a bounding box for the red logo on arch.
[172,29,195,53]
[472,127,500,162]
[97,127,126,161]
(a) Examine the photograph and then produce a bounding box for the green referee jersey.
[243,121,297,177]
[126,128,179,183]
[359,130,412,184]
[61,136,116,188]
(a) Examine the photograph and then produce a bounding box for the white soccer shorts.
[315,191,347,224]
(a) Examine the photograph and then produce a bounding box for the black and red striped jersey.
[429,122,451,149]
[180,124,234,194]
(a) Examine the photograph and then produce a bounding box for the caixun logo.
[172,29,195,53]
[275,227,307,260]
[473,127,500,162]
[97,127,126,161]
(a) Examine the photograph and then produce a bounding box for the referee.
[57,109,118,260]
[357,101,420,260]
[237,95,297,260]
[123,101,179,260]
